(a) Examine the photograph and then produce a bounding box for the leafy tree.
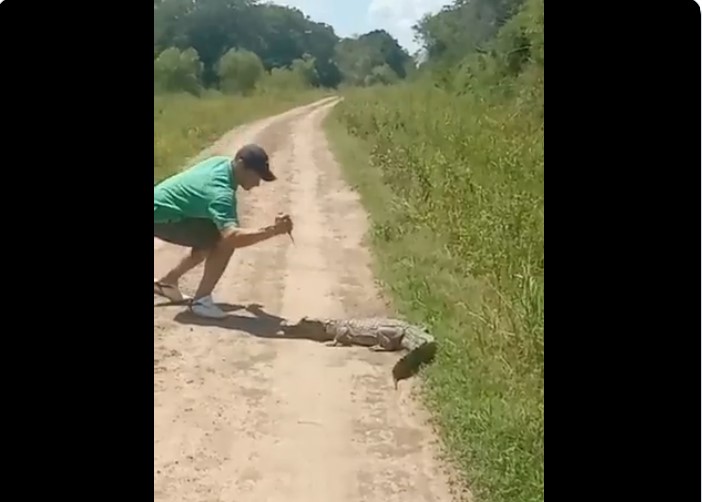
[413,0,526,66]
[290,54,319,87]
[262,68,305,91]
[364,64,400,86]
[216,48,265,94]
[154,47,204,95]
[334,30,410,86]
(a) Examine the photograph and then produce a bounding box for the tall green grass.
[325,78,543,502]
[154,89,330,183]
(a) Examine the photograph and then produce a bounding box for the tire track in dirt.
[154,97,457,501]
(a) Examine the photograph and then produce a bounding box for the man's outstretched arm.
[219,223,285,249]
[208,190,293,248]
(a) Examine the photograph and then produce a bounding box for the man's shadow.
[171,302,289,339]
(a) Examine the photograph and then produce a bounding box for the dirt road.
[154,97,456,501]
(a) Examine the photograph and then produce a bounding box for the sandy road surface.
[154,97,456,501]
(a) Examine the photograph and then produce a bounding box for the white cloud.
[367,0,448,53]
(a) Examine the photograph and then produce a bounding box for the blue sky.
[270,0,449,54]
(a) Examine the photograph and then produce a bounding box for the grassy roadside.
[323,85,543,502]
[154,90,331,183]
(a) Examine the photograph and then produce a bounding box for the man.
[154,143,293,319]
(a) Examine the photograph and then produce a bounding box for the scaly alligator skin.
[278,317,437,387]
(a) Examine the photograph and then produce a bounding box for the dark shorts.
[154,219,221,250]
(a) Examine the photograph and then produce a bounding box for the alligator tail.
[391,339,438,388]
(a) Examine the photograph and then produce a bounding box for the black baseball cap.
[235,143,276,181]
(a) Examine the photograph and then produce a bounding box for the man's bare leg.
[158,248,208,286]
[189,224,285,317]
[193,241,235,299]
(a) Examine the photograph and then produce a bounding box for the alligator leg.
[373,328,405,351]
[326,327,350,347]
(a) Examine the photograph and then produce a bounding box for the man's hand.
[273,213,293,236]
[275,213,291,224]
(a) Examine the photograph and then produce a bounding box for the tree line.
[154,0,542,96]
[154,0,413,94]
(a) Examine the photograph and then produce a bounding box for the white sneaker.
[189,295,227,319]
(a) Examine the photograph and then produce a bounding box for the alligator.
[277,317,437,388]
